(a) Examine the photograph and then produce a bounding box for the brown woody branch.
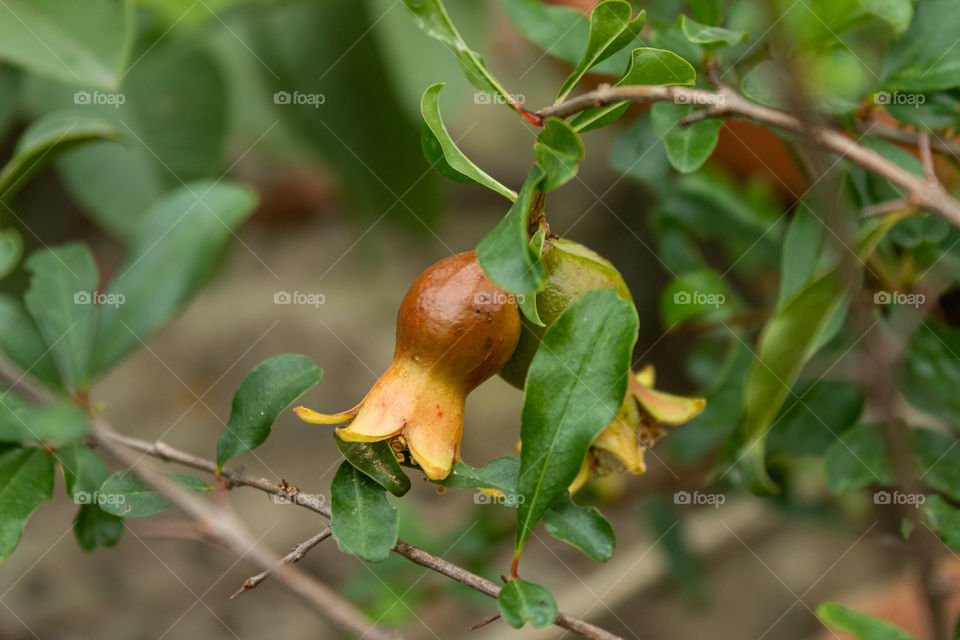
[98,430,624,640]
[536,85,960,228]
[231,528,332,599]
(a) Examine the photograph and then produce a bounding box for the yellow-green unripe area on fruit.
[499,238,634,389]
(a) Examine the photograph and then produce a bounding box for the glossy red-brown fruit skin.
[394,251,521,391]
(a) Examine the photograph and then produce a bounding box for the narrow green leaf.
[330,461,398,562]
[650,103,723,174]
[534,118,584,192]
[23,243,99,391]
[572,48,697,132]
[0,0,133,89]
[420,83,516,201]
[544,493,615,562]
[498,579,558,629]
[0,294,63,390]
[817,603,915,640]
[860,0,913,36]
[882,0,960,92]
[98,471,211,518]
[678,15,748,46]
[732,272,848,493]
[334,435,410,497]
[0,228,22,280]
[0,446,54,561]
[556,1,644,101]
[0,111,122,202]
[402,0,514,104]
[779,204,825,306]
[216,354,323,469]
[0,395,87,443]
[516,289,637,553]
[73,504,123,551]
[91,182,258,375]
[477,166,547,296]
[519,230,547,326]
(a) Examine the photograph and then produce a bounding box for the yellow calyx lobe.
[295,251,521,480]
[569,366,706,494]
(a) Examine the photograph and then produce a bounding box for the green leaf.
[0,294,63,390]
[23,243,99,391]
[54,442,106,502]
[477,166,547,296]
[766,381,863,459]
[732,272,848,493]
[516,289,638,553]
[817,603,915,640]
[534,118,584,192]
[659,269,730,326]
[34,39,228,237]
[402,0,513,102]
[0,0,133,89]
[860,0,914,36]
[882,0,960,92]
[519,230,547,326]
[556,1,644,101]
[330,461,398,562]
[824,423,894,493]
[73,504,123,551]
[0,111,122,203]
[0,228,22,280]
[216,354,323,469]
[923,495,960,548]
[544,493,615,562]
[0,446,54,561]
[0,395,87,443]
[91,181,258,375]
[498,579,558,629]
[651,102,723,173]
[678,15,748,46]
[902,321,960,425]
[419,83,516,200]
[503,0,635,75]
[438,456,520,493]
[572,48,696,133]
[98,471,211,518]
[609,114,671,188]
[334,435,410,497]
[779,204,826,306]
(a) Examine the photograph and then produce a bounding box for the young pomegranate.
[295,251,521,480]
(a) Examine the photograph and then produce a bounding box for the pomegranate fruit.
[295,251,521,480]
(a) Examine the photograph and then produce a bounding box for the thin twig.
[100,430,624,640]
[860,198,915,219]
[537,86,960,228]
[91,421,400,640]
[919,129,936,181]
[853,121,960,158]
[231,528,332,599]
